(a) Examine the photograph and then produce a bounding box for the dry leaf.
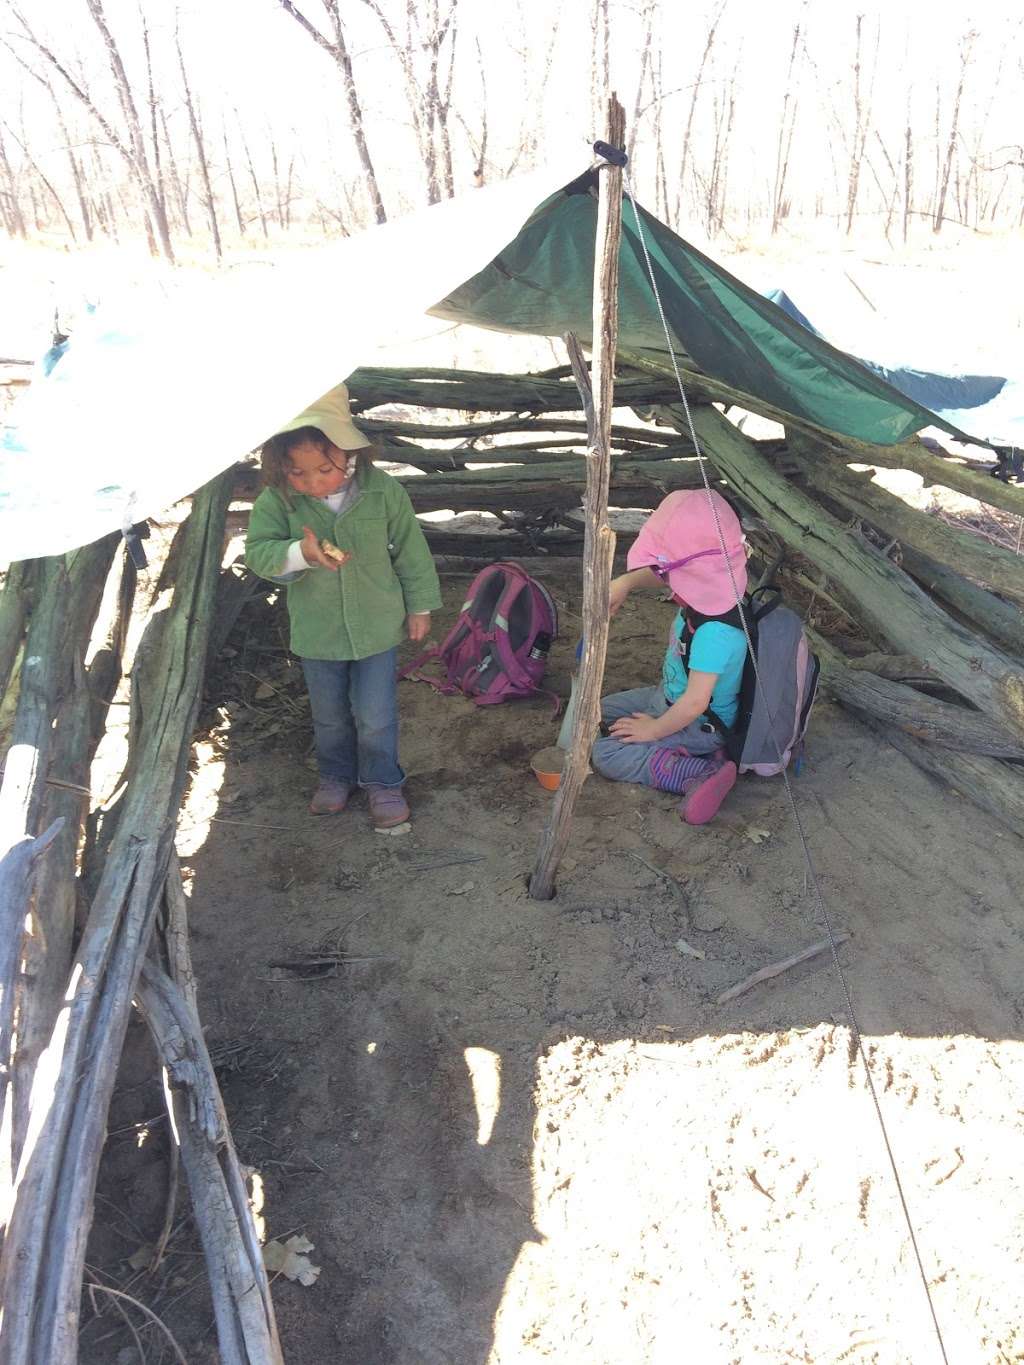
[263,1234,321,1287]
[450,881,475,896]
[674,937,706,960]
[744,826,771,845]
[126,1243,155,1271]
[254,682,276,701]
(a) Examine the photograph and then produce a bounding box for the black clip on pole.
[593,140,628,168]
[124,520,151,570]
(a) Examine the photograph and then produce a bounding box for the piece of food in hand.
[319,539,351,566]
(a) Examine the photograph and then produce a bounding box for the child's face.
[285,439,354,499]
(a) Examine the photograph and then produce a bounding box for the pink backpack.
[399,562,559,707]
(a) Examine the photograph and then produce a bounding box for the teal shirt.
[245,464,441,661]
[662,614,747,728]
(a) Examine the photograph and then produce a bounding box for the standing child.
[245,383,441,828]
[592,490,748,826]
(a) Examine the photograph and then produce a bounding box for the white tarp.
[0,151,583,566]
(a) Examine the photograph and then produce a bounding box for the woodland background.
[1,0,1022,263]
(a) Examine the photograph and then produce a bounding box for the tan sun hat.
[276,381,369,450]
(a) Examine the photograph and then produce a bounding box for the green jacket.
[245,464,441,661]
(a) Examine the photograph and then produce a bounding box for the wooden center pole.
[529,95,625,901]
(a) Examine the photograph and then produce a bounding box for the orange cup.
[531,746,565,791]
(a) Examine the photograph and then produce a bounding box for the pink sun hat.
[626,489,747,614]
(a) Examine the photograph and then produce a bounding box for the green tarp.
[430,176,964,448]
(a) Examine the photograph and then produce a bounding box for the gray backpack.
[687,587,820,777]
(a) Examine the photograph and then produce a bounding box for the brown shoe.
[309,780,351,815]
[366,784,410,830]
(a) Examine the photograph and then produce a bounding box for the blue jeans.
[591,684,724,788]
[300,650,404,788]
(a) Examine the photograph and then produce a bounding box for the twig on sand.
[628,850,686,896]
[83,1281,189,1365]
[715,933,850,1005]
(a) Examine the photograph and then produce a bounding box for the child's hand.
[610,712,661,744]
[299,525,339,569]
[407,612,431,642]
[608,575,631,617]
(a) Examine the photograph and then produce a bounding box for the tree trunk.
[398,457,710,514]
[897,544,1024,660]
[810,630,1024,760]
[0,471,233,1364]
[84,0,174,260]
[785,441,1024,605]
[176,28,222,260]
[276,0,388,224]
[11,537,127,1168]
[531,96,625,901]
[0,563,35,704]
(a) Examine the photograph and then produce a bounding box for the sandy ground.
[82,560,1024,1365]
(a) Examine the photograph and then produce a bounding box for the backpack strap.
[397,643,458,694]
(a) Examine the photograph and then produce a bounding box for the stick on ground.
[715,933,850,1005]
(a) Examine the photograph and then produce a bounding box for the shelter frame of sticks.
[2,110,1024,1363]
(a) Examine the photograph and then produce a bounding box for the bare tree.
[627,1,655,166]
[651,48,669,222]
[503,2,562,178]
[591,0,610,132]
[933,30,976,232]
[1,116,79,239]
[237,112,268,238]
[844,13,881,235]
[0,121,27,238]
[455,37,488,186]
[704,73,736,235]
[175,22,222,259]
[3,0,175,259]
[43,77,94,241]
[675,2,724,227]
[222,122,245,236]
[138,2,163,229]
[358,0,460,204]
[276,0,388,223]
[160,106,191,237]
[903,86,914,242]
[770,5,805,234]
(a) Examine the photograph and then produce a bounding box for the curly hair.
[260,425,374,506]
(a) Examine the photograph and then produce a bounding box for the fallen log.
[400,460,708,514]
[378,438,695,473]
[897,545,1024,661]
[348,365,695,415]
[422,527,591,558]
[786,441,1024,606]
[0,821,63,1155]
[0,563,34,706]
[359,413,683,443]
[810,630,1024,760]
[11,536,128,1166]
[0,558,73,859]
[661,404,1024,743]
[810,428,1024,521]
[138,965,283,1365]
[0,469,234,1365]
[139,860,283,1365]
